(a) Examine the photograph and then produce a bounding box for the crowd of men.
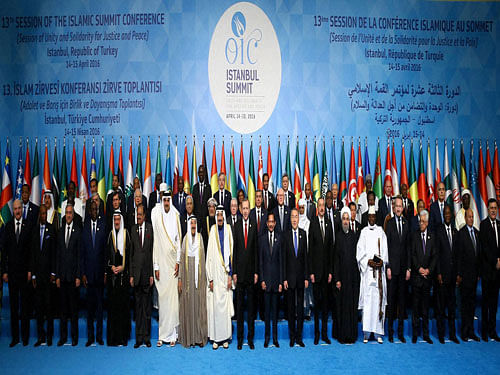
[1,165,499,350]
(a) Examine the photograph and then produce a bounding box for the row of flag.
[0,135,499,226]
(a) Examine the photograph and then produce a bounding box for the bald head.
[13,199,22,220]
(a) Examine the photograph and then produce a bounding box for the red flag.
[182,142,190,194]
[220,141,227,177]
[78,142,88,200]
[493,142,500,202]
[42,142,51,196]
[357,141,364,194]
[417,142,428,208]
[257,143,264,190]
[384,141,392,191]
[400,142,408,188]
[478,142,488,219]
[391,141,400,196]
[24,141,31,189]
[70,142,78,193]
[347,142,357,203]
[118,143,124,191]
[303,141,311,195]
[267,140,273,193]
[210,141,218,194]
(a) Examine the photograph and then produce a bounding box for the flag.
[31,140,41,205]
[408,141,418,211]
[51,142,59,207]
[485,142,495,200]
[494,141,500,202]
[321,140,329,198]
[190,138,197,191]
[118,141,124,191]
[0,140,13,225]
[90,141,97,183]
[221,141,228,191]
[330,137,337,185]
[357,140,364,195]
[182,141,190,194]
[303,140,311,195]
[347,141,357,203]
[373,140,383,199]
[136,140,142,190]
[14,143,23,200]
[165,140,172,192]
[451,141,461,214]
[237,140,246,194]
[59,141,68,211]
[400,142,408,190]
[339,139,347,204]
[144,139,152,202]
[364,138,371,179]
[125,140,134,198]
[24,139,31,189]
[312,140,320,202]
[285,138,292,190]
[435,140,442,187]
[293,140,302,204]
[275,139,282,192]
[391,140,400,196]
[210,140,218,194]
[97,141,106,205]
[106,141,115,196]
[460,141,468,191]
[478,142,489,219]
[443,140,452,208]
[384,141,392,193]
[257,142,263,190]
[78,141,88,201]
[70,141,78,193]
[417,141,428,208]
[469,140,480,222]
[173,141,179,194]
[229,141,237,197]
[248,141,256,209]
[426,141,434,204]
[267,140,274,193]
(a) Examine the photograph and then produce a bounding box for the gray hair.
[419,209,429,222]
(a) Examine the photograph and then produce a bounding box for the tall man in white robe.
[357,206,388,343]
[206,205,234,350]
[152,192,181,346]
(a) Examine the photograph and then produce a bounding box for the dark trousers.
[412,283,430,338]
[286,287,304,341]
[236,282,255,343]
[34,280,54,341]
[313,280,329,338]
[86,283,104,342]
[436,281,457,339]
[8,278,30,343]
[134,284,152,343]
[60,281,79,343]
[264,291,279,341]
[255,284,265,320]
[481,279,499,337]
[387,273,406,336]
[460,281,477,338]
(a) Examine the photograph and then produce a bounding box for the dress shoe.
[297,340,305,347]
[57,340,66,347]
[273,340,279,348]
[482,335,489,342]
[145,341,152,347]
[438,337,445,344]
[86,340,93,347]
[423,336,433,344]
[314,336,319,345]
[134,342,142,349]
[47,339,52,347]
[97,339,104,345]
[450,336,460,344]
[248,341,255,350]
[388,335,394,343]
[9,340,19,348]
[322,337,331,345]
[490,334,500,342]
[412,336,417,344]
[264,339,269,348]
[289,339,294,347]
[72,340,78,346]
[398,335,406,343]
[34,339,44,347]
[22,341,29,346]
[237,343,243,350]
[470,334,480,342]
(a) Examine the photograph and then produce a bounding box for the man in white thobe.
[206,205,234,349]
[357,205,388,343]
[152,192,181,346]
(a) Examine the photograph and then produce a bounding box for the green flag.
[58,143,68,213]
[339,140,347,203]
[98,142,106,205]
[408,142,418,205]
[285,138,291,189]
[248,142,256,209]
[155,139,162,179]
[373,142,383,199]
[229,144,237,198]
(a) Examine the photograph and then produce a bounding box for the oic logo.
[232,12,246,37]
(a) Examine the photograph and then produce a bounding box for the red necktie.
[257,211,260,231]
[244,221,248,249]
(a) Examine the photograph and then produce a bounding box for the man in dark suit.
[250,190,268,237]
[308,197,333,345]
[410,199,426,234]
[192,165,212,222]
[283,208,308,347]
[30,205,56,347]
[130,204,154,348]
[326,190,340,230]
[479,199,500,342]
[173,176,187,218]
[2,199,33,347]
[106,174,126,218]
[348,202,362,238]
[430,182,449,231]
[457,208,481,342]
[180,195,196,239]
[262,173,277,212]
[281,174,295,209]
[81,200,107,347]
[85,179,105,220]
[411,209,436,344]
[106,191,123,233]
[228,198,240,230]
[385,196,410,343]
[400,183,415,223]
[127,188,147,231]
[56,203,82,346]
[331,183,344,213]
[232,199,258,350]
[303,183,316,221]
[21,183,39,223]
[259,211,283,348]
[273,188,290,234]
[147,174,163,213]
[435,205,460,344]
[377,180,393,227]
[128,178,147,218]
[213,173,232,219]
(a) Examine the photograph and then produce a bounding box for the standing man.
[273,188,290,234]
[106,191,123,233]
[130,204,154,348]
[20,183,39,223]
[85,179,104,220]
[81,200,107,347]
[148,174,163,212]
[455,190,480,230]
[358,175,379,215]
[192,164,212,223]
[262,173,277,212]
[228,198,240,229]
[303,183,316,220]
[378,180,393,227]
[331,183,344,212]
[430,182,448,231]
[259,212,283,348]
[250,189,267,237]
[201,198,217,251]
[2,199,33,347]
[213,173,232,218]
[282,174,295,209]
[105,174,126,217]
[400,183,414,222]
[308,197,333,345]
[233,199,258,350]
[127,188,146,231]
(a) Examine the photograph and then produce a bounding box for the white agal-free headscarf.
[43,191,56,224]
[162,195,180,245]
[112,211,125,256]
[215,205,231,273]
[187,215,201,287]
[298,198,310,235]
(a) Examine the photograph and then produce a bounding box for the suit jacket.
[305,199,316,221]
[401,196,415,222]
[22,201,39,223]
[282,227,308,289]
[106,190,126,218]
[259,229,283,292]
[192,181,212,221]
[479,218,500,282]
[232,218,258,285]
[56,223,82,282]
[173,192,188,218]
[411,230,437,288]
[127,194,147,217]
[273,204,291,234]
[148,190,161,214]
[385,215,410,275]
[349,220,362,240]
[80,217,107,285]
[62,212,83,230]
[325,206,340,230]
[30,222,56,282]
[308,215,333,282]
[130,222,154,286]
[457,225,481,286]
[377,196,392,227]
[213,189,232,219]
[410,215,421,234]
[361,211,369,229]
[250,206,268,237]
[1,218,32,280]
[435,223,458,284]
[332,198,343,212]
[84,197,105,222]
[263,190,277,212]
[429,201,449,231]
[285,190,296,209]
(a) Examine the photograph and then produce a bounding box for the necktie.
[280,206,284,231]
[244,221,248,248]
[139,225,143,247]
[398,217,402,237]
[447,226,452,248]
[492,221,498,248]
[269,232,273,255]
[92,222,96,248]
[320,219,325,241]
[40,225,44,249]
[200,184,203,202]
[294,230,298,257]
[66,225,71,248]
[233,216,236,226]
[333,200,336,210]
[285,192,288,206]
[257,210,260,231]
[16,221,20,242]
[470,228,476,254]
[422,232,426,254]
[404,199,407,210]
[440,202,444,222]
[220,191,223,205]
[23,205,27,219]
[264,191,268,209]
[351,221,354,232]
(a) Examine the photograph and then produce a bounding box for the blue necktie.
[294,230,298,257]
